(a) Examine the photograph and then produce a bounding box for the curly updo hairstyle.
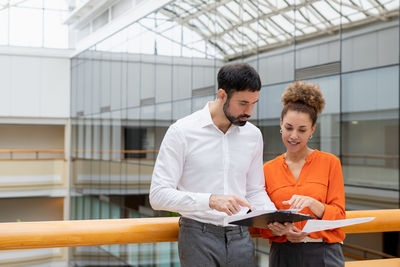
[281,81,325,126]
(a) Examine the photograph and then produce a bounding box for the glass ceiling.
[5,0,396,56]
[135,0,399,60]
[0,0,69,48]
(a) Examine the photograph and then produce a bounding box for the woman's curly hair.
[281,81,325,126]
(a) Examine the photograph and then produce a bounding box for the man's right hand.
[209,194,253,215]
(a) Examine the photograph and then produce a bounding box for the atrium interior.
[0,0,399,266]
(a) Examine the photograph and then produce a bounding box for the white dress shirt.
[150,102,276,225]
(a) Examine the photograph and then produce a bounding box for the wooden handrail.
[0,150,64,153]
[0,149,65,160]
[0,149,157,155]
[74,150,158,154]
[0,210,399,250]
[0,158,66,161]
[263,152,399,160]
[342,210,400,233]
[0,217,179,250]
[343,243,395,258]
[2,150,394,159]
[341,154,399,160]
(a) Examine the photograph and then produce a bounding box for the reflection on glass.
[342,66,399,189]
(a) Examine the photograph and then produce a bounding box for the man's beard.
[223,100,250,126]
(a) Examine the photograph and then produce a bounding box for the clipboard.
[224,210,315,229]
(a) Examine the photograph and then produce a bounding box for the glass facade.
[70,1,399,266]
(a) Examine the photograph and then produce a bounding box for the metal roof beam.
[136,21,210,57]
[159,8,230,59]
[0,0,28,12]
[179,0,231,24]
[206,0,318,41]
[331,0,388,21]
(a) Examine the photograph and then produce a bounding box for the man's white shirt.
[150,102,276,225]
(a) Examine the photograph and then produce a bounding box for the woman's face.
[280,109,315,154]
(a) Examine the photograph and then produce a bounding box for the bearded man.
[150,63,276,267]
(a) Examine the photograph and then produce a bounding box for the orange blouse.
[259,150,346,243]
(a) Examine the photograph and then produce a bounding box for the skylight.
[152,0,399,60]
[0,0,69,48]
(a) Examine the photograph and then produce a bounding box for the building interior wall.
[0,51,70,118]
[0,197,64,222]
[0,125,65,150]
[0,2,397,266]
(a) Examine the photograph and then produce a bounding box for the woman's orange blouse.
[259,150,346,243]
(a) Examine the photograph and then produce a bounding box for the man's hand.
[209,194,253,215]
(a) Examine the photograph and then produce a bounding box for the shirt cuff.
[321,204,343,220]
[194,192,212,210]
[259,202,277,211]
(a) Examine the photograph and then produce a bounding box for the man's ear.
[217,89,227,102]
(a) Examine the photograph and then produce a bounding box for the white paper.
[302,217,375,233]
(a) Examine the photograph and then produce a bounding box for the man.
[150,63,276,266]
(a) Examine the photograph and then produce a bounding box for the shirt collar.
[280,149,318,165]
[198,102,214,128]
[198,102,239,133]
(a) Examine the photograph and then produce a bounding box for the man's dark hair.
[217,63,261,98]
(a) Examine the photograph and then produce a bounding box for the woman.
[260,81,345,267]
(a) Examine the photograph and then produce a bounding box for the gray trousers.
[269,241,344,267]
[178,217,257,267]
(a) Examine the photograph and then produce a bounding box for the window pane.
[16,0,42,9]
[341,66,399,189]
[0,9,8,45]
[9,7,42,47]
[43,0,68,10]
[44,10,69,48]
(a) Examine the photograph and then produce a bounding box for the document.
[224,209,315,228]
[302,217,375,233]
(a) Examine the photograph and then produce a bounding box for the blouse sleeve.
[258,161,286,242]
[321,156,345,220]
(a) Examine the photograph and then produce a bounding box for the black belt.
[179,217,247,235]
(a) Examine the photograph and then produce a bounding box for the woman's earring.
[280,129,282,134]
[309,135,313,140]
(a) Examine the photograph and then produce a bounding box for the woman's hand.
[282,195,325,218]
[285,225,308,242]
[268,222,293,236]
